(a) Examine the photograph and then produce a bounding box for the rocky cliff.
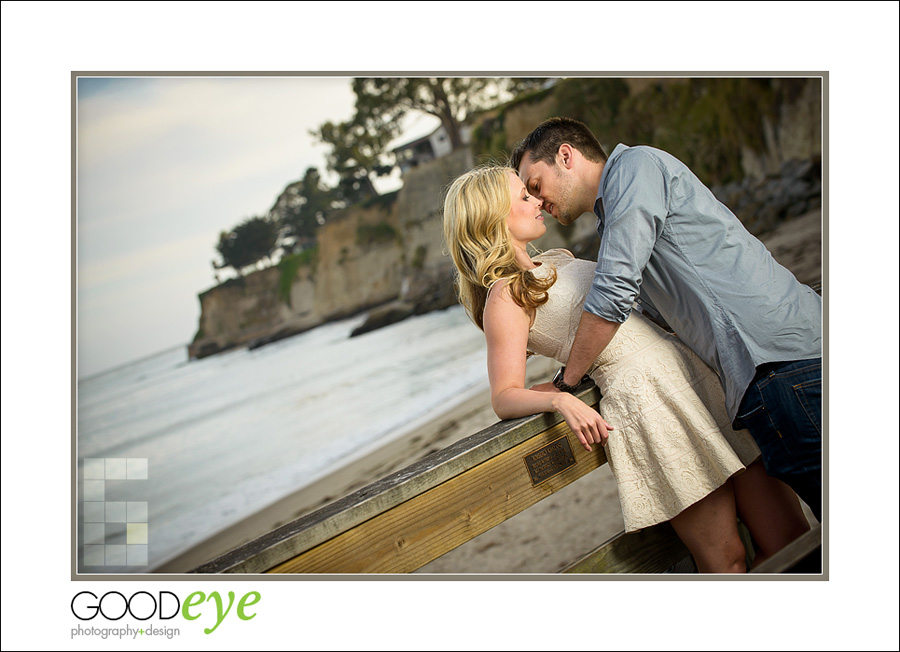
[190,197,402,359]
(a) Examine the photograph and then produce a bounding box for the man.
[511,117,823,520]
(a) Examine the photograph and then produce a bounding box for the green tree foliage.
[312,118,397,205]
[214,215,279,275]
[353,77,545,152]
[269,167,335,251]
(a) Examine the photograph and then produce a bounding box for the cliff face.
[187,149,464,358]
[391,148,474,313]
[474,77,823,189]
[189,198,404,358]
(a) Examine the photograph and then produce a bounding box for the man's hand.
[530,381,561,393]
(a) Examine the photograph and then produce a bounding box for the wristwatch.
[552,366,583,393]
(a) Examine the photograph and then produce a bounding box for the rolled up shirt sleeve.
[583,149,669,323]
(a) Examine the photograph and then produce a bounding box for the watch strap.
[552,366,581,393]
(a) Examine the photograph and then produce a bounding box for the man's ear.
[557,143,576,170]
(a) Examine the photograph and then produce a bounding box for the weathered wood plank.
[562,523,692,574]
[750,524,822,574]
[269,422,609,573]
[564,520,757,574]
[565,519,821,575]
[193,385,602,573]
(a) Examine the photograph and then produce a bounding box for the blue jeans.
[735,359,822,521]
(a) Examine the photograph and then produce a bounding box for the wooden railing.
[192,383,822,575]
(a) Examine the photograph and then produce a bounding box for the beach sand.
[161,209,822,574]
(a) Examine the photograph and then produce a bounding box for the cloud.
[75,76,358,372]
[78,233,212,292]
[78,77,355,232]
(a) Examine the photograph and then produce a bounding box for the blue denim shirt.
[585,144,822,420]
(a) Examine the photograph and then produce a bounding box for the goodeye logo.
[70,589,261,638]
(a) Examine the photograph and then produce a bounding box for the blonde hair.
[442,165,556,330]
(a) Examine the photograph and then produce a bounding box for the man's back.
[590,144,822,420]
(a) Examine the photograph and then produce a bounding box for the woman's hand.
[551,393,614,452]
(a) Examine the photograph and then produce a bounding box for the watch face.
[552,367,571,391]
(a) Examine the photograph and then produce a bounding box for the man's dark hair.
[509,116,608,170]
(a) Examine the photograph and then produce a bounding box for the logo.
[70,590,261,636]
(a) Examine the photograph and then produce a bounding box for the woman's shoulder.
[485,277,520,311]
[483,277,531,332]
[486,276,509,301]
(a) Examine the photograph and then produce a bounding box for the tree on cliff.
[352,77,546,151]
[311,117,396,204]
[311,78,546,204]
[214,215,279,276]
[269,167,335,251]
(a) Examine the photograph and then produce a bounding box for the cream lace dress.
[528,249,761,532]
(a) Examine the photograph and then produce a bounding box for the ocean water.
[76,306,491,573]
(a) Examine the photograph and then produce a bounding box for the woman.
[442,165,809,573]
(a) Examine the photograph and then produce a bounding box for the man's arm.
[531,311,620,393]
[538,148,668,392]
[561,311,620,387]
[569,148,668,385]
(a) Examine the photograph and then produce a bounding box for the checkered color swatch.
[81,458,148,566]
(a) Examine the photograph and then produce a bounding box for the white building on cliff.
[392,124,472,174]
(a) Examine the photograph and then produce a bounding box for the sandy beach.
[161,209,822,575]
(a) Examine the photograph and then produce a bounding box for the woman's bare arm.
[483,280,612,451]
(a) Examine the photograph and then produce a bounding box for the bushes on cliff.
[214,215,279,276]
[277,247,318,305]
[472,77,819,188]
[356,222,398,248]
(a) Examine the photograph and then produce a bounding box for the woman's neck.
[514,244,538,270]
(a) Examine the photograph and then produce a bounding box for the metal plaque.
[523,435,577,486]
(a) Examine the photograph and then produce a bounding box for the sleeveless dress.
[528,249,761,532]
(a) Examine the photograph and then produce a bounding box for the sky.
[2,2,899,650]
[76,75,442,378]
